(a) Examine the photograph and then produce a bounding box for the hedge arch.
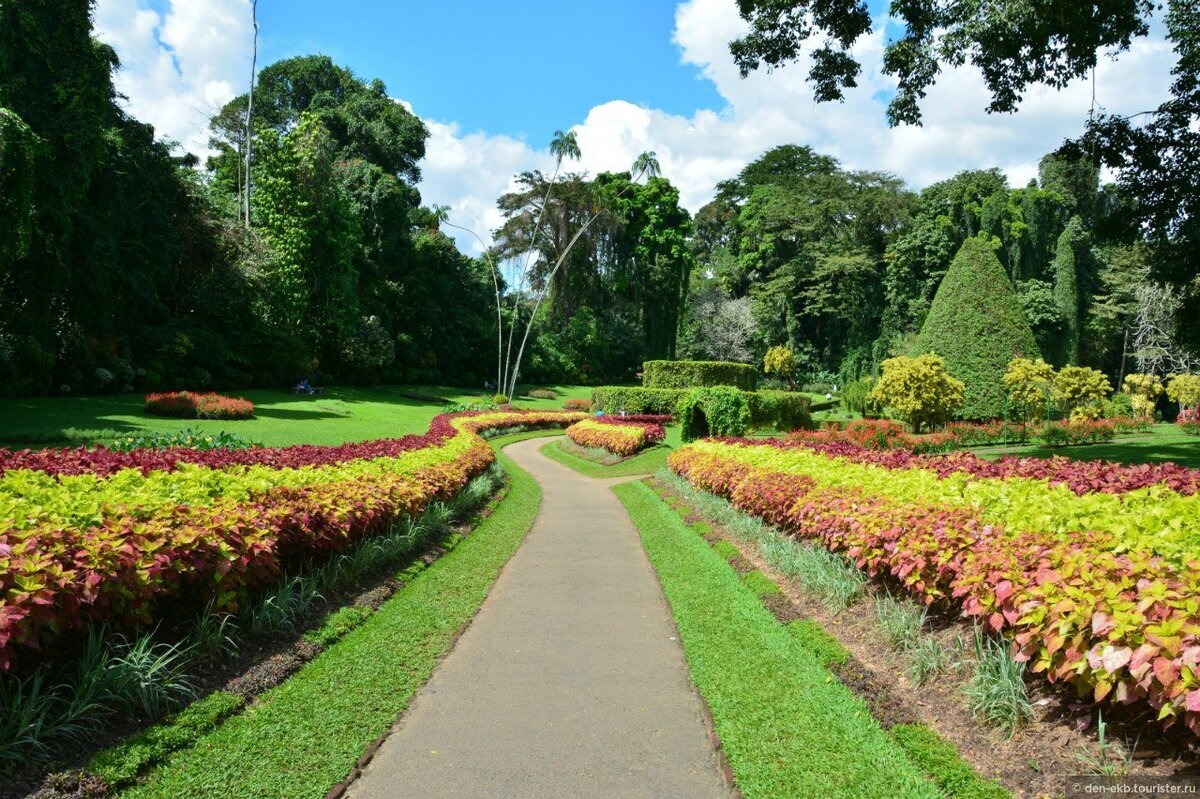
[677,386,751,442]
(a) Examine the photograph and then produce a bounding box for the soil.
[649,477,1200,799]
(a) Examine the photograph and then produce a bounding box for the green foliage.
[786,620,851,668]
[964,632,1033,738]
[840,376,882,417]
[643,359,758,390]
[742,570,782,597]
[591,386,685,415]
[914,238,1040,419]
[677,386,751,442]
[1052,218,1087,365]
[746,389,812,431]
[1122,373,1164,420]
[869,354,965,433]
[762,345,797,382]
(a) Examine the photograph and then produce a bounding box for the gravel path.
[346,436,730,799]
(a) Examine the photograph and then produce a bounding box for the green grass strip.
[613,480,941,799]
[540,436,672,477]
[121,436,545,798]
[890,724,1012,799]
[741,570,782,597]
[786,619,851,669]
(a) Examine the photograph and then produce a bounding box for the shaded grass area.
[972,423,1200,468]
[120,434,548,798]
[0,385,594,448]
[540,426,682,477]
[613,479,941,799]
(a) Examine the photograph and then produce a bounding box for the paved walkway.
[346,436,730,799]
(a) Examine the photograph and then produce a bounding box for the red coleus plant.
[565,418,666,457]
[145,391,255,420]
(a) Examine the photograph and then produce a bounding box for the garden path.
[345,436,730,799]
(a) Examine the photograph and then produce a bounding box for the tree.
[728,0,1155,126]
[763,345,797,387]
[868,354,965,433]
[1052,217,1088,366]
[915,237,1041,419]
[1167,373,1200,412]
[244,0,259,228]
[1122,373,1164,419]
[1004,357,1056,424]
[1054,366,1112,420]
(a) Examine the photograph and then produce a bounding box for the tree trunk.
[244,0,258,229]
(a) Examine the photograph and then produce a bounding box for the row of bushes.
[590,386,811,432]
[792,418,1119,453]
[0,410,584,669]
[668,440,1200,735]
[642,360,758,391]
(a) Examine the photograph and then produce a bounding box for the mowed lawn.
[0,385,596,448]
[972,423,1200,469]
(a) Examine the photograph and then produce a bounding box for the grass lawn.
[0,384,595,448]
[613,479,942,799]
[971,423,1200,469]
[120,432,552,798]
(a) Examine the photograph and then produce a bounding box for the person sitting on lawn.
[294,378,315,396]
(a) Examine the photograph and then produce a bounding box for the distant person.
[619,408,627,417]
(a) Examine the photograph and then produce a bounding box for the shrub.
[144,392,255,420]
[1054,366,1111,421]
[1167,373,1200,412]
[868,354,965,433]
[1107,415,1153,434]
[563,398,592,412]
[747,390,812,431]
[1003,357,1056,423]
[592,386,685,415]
[914,237,1041,419]
[1122,373,1164,420]
[642,359,757,391]
[1104,391,1135,419]
[491,394,510,405]
[526,388,557,400]
[1179,408,1200,436]
[677,386,750,442]
[1036,418,1117,446]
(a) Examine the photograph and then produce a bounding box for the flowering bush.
[145,391,255,420]
[1108,415,1154,434]
[0,410,583,669]
[564,398,592,412]
[565,418,665,456]
[668,440,1200,735]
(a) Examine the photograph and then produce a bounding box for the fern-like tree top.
[915,237,1040,420]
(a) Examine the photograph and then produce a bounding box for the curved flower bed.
[668,440,1200,735]
[565,417,666,457]
[0,410,583,669]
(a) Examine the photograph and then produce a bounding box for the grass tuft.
[964,629,1034,738]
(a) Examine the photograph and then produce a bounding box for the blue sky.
[96,0,1176,253]
[253,0,725,142]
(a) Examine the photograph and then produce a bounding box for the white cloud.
[95,0,1176,254]
[94,0,253,157]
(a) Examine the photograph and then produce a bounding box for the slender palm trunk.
[244,0,258,228]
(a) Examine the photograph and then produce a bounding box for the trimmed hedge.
[914,237,1040,420]
[678,387,751,442]
[592,386,811,432]
[643,360,758,391]
[592,386,685,415]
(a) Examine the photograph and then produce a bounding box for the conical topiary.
[914,237,1041,419]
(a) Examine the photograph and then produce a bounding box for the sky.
[93,0,1178,254]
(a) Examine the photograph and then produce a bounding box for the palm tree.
[503,151,666,397]
[440,216,504,393]
[501,129,582,394]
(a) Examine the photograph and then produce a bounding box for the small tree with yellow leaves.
[1122,373,1164,420]
[1054,366,1111,421]
[868,354,965,433]
[1167,373,1200,413]
[763,345,798,389]
[1003,357,1056,424]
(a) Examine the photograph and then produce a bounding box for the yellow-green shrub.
[868,354,964,432]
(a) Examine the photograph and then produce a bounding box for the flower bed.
[564,417,666,457]
[1180,408,1200,437]
[145,391,255,420]
[668,440,1200,735]
[0,410,583,669]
